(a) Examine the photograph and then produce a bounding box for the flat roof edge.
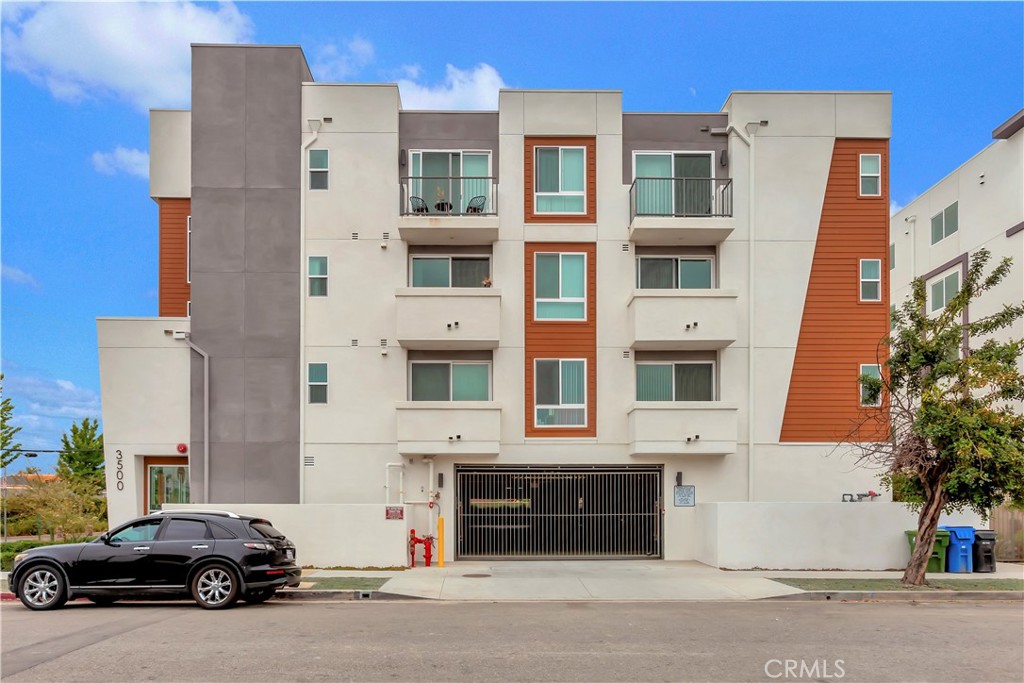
[499,89,623,95]
[993,109,1024,139]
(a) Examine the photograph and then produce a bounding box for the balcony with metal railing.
[399,176,499,244]
[628,177,735,244]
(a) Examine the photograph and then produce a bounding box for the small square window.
[309,149,329,190]
[859,154,881,197]
[308,363,328,404]
[308,256,328,296]
[535,146,586,214]
[860,259,881,302]
[929,270,960,313]
[534,358,586,427]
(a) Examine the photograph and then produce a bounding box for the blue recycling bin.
[941,526,975,573]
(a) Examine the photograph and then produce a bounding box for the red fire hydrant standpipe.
[409,529,435,567]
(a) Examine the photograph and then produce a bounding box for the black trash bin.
[973,530,997,573]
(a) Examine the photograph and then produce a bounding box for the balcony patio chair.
[465,195,487,214]
[410,196,430,214]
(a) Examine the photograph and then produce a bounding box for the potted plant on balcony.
[434,187,451,214]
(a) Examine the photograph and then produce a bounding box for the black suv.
[10,510,301,610]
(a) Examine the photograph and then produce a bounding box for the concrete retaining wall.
[164,503,409,568]
[696,502,983,570]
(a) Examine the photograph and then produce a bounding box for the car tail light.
[243,542,274,551]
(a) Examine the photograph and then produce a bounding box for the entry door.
[144,457,189,514]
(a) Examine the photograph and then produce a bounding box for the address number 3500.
[115,449,124,491]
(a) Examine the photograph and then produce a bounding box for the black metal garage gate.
[456,466,663,559]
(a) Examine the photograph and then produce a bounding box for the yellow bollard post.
[437,515,445,568]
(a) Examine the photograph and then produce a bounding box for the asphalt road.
[1,600,1021,682]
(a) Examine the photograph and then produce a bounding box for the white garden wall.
[696,502,983,570]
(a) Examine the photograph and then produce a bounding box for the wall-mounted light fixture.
[675,472,683,486]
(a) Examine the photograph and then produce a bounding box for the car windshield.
[249,521,285,539]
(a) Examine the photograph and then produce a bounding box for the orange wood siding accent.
[524,137,597,223]
[524,242,597,437]
[158,198,191,317]
[780,139,890,443]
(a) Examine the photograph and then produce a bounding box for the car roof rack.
[152,509,241,519]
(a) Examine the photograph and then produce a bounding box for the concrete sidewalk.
[304,560,1023,601]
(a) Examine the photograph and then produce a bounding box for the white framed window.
[859,364,882,407]
[889,243,895,271]
[408,150,492,214]
[534,358,586,427]
[930,202,959,244]
[535,252,586,320]
[860,259,882,301]
[636,361,715,401]
[308,256,328,296]
[309,149,329,190]
[633,151,716,216]
[535,146,586,214]
[308,363,328,404]
[410,256,491,288]
[409,361,491,401]
[187,215,192,284]
[636,256,714,289]
[929,270,960,313]
[859,154,881,196]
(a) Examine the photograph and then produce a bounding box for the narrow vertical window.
[534,359,586,427]
[308,256,328,296]
[308,363,328,404]
[889,243,895,271]
[859,259,881,301]
[859,154,881,196]
[859,364,882,406]
[309,149,329,190]
[535,252,586,320]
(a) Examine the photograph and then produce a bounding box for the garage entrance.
[456,466,663,559]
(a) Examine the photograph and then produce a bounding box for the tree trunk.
[903,474,948,586]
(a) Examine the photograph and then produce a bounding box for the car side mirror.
[101,533,115,545]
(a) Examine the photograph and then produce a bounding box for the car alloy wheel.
[20,567,66,611]
[192,564,238,609]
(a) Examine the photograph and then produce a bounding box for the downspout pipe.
[299,121,320,504]
[725,122,758,502]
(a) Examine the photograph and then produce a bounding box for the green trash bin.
[905,529,951,573]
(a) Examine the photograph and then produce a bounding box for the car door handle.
[133,546,150,551]
[191,545,209,549]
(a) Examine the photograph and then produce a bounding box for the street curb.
[1,590,416,603]
[763,590,1023,602]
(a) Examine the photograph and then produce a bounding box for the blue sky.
[2,1,1022,472]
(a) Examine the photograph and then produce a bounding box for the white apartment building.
[99,45,980,569]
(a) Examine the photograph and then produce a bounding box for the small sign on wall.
[674,485,696,507]
[385,506,404,520]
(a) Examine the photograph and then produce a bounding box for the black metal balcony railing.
[400,176,497,216]
[629,177,733,222]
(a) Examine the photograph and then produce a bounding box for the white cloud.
[890,200,904,217]
[312,37,375,82]
[92,147,149,179]
[398,63,507,110]
[4,374,102,451]
[2,2,254,110]
[1,264,40,289]
[688,87,697,97]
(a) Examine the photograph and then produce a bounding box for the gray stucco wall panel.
[244,358,300,443]
[190,272,245,358]
[209,357,246,443]
[191,47,247,190]
[243,272,300,357]
[191,188,245,273]
[399,112,500,181]
[244,49,303,189]
[208,442,245,503]
[243,442,298,503]
[244,189,300,273]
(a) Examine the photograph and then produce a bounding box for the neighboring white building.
[890,109,1023,369]
[98,44,981,569]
